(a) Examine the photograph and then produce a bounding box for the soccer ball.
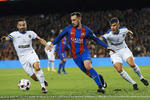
[18,79,31,90]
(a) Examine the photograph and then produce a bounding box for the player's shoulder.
[10,31,19,34]
[119,26,128,30]
[26,30,36,34]
[106,29,112,34]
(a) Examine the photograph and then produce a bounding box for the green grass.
[0,66,150,100]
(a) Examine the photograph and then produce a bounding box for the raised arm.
[52,27,68,45]
[87,29,115,52]
[127,30,133,39]
[36,36,47,46]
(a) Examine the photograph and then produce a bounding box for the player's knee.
[117,69,123,73]
[33,62,41,71]
[129,63,136,68]
[63,59,67,62]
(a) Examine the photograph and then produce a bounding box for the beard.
[73,24,79,28]
[19,28,26,33]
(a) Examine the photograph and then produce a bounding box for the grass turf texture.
[0,66,150,100]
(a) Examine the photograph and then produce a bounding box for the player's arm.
[88,30,115,52]
[127,30,133,39]
[46,27,68,50]
[1,36,11,42]
[36,36,47,46]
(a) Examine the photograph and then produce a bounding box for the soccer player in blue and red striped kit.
[46,12,114,93]
[55,29,70,74]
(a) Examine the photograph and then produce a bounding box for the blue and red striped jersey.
[55,37,68,54]
[52,25,108,59]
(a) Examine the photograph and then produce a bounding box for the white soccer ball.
[18,79,31,90]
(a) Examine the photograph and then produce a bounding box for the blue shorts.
[73,50,91,73]
[58,52,66,60]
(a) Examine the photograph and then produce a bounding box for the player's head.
[109,17,120,33]
[70,12,81,28]
[16,18,27,33]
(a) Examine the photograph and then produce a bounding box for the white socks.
[51,62,55,70]
[132,65,143,80]
[36,70,45,88]
[120,70,136,84]
[48,60,50,68]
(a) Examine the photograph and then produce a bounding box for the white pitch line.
[0,96,150,99]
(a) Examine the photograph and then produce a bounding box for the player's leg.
[62,58,67,74]
[83,60,105,93]
[51,60,56,72]
[47,59,50,71]
[126,56,149,86]
[58,59,63,74]
[123,48,149,86]
[111,52,138,90]
[33,62,48,93]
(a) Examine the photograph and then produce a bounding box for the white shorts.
[19,52,40,76]
[110,47,133,64]
[47,52,55,61]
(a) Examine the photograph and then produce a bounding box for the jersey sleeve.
[8,32,16,40]
[52,27,69,45]
[31,31,38,39]
[87,28,108,48]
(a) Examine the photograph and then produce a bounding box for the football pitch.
[0,66,150,100]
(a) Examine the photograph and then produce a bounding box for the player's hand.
[1,36,6,42]
[129,34,133,39]
[107,47,115,53]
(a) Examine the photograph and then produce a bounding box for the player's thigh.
[73,58,87,73]
[110,52,122,64]
[28,52,40,70]
[22,62,35,77]
[121,48,135,66]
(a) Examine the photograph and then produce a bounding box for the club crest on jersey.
[81,33,85,36]
[28,35,31,38]
[122,34,125,37]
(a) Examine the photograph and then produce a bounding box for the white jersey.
[8,31,38,58]
[103,27,129,54]
[45,41,56,54]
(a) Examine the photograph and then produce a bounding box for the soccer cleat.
[52,69,56,72]
[44,80,48,87]
[97,86,105,94]
[133,84,138,90]
[63,71,67,74]
[58,71,61,74]
[47,67,50,71]
[99,74,107,88]
[141,78,149,86]
[42,87,48,93]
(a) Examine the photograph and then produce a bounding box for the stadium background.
[0,0,150,66]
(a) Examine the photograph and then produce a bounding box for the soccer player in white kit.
[45,39,56,72]
[100,17,149,90]
[1,19,48,93]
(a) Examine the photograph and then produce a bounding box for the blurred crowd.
[1,8,150,60]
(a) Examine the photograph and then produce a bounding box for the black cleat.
[141,78,149,86]
[133,84,138,90]
[42,87,48,93]
[99,74,107,88]
[97,86,105,94]
[44,80,48,87]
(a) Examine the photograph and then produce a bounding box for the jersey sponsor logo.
[18,45,30,48]
[71,38,83,43]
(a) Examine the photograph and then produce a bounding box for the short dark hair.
[110,17,119,25]
[70,12,81,17]
[16,18,26,23]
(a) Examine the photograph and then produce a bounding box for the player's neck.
[77,23,82,29]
